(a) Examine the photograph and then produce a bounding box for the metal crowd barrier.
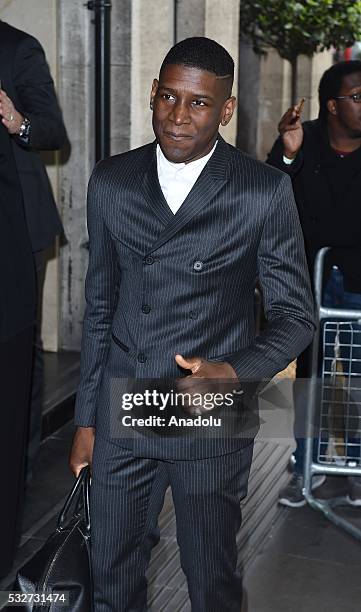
[304,247,361,540]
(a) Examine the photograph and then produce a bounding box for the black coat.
[267,119,361,292]
[0,21,67,252]
[0,122,35,341]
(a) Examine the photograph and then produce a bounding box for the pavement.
[244,475,361,612]
[1,358,361,611]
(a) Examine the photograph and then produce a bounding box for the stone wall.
[57,0,95,350]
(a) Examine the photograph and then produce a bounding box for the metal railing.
[304,247,361,539]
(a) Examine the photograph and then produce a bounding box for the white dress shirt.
[156,141,218,214]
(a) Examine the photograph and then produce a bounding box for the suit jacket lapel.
[147,135,231,254]
[139,142,174,226]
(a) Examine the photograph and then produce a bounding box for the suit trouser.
[0,326,33,576]
[91,435,253,612]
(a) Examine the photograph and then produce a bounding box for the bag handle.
[83,465,91,534]
[57,466,91,535]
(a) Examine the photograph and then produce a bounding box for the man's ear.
[327,98,337,116]
[220,96,237,126]
[150,79,158,109]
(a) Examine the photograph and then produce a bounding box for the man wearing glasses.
[267,60,361,508]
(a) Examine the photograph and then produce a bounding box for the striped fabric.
[91,433,253,611]
[75,134,314,459]
[74,134,315,611]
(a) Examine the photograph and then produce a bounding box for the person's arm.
[266,103,304,177]
[226,173,315,385]
[11,34,66,150]
[70,165,120,476]
[74,166,121,429]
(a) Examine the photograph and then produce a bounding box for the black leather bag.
[14,466,92,611]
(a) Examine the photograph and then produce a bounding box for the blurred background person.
[0,19,67,479]
[0,119,35,577]
[267,60,361,507]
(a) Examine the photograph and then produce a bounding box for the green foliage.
[239,0,361,62]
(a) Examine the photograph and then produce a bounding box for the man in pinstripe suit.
[70,38,315,611]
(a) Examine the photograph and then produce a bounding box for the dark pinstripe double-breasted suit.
[75,135,314,611]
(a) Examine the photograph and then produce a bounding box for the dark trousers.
[91,435,253,612]
[0,326,33,576]
[27,250,46,477]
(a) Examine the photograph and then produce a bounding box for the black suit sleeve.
[227,174,315,383]
[12,35,66,150]
[74,166,121,427]
[266,134,304,177]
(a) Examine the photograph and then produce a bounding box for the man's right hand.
[69,426,95,477]
[278,100,304,159]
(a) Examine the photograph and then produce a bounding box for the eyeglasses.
[334,92,361,103]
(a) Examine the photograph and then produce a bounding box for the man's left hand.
[0,89,24,134]
[175,354,238,381]
[175,354,238,414]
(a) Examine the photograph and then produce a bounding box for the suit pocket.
[111,333,130,353]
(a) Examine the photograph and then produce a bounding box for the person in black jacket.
[267,60,361,507]
[0,20,67,477]
[0,120,35,577]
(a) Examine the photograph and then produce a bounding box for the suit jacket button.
[189,311,198,319]
[193,261,203,271]
[144,256,155,265]
[137,352,147,363]
[141,304,151,314]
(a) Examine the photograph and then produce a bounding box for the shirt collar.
[156,140,218,176]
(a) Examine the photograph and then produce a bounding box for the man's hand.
[69,426,95,477]
[278,98,305,159]
[0,89,24,135]
[175,354,238,414]
[175,354,238,381]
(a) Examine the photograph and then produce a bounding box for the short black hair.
[319,60,361,119]
[160,37,234,93]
